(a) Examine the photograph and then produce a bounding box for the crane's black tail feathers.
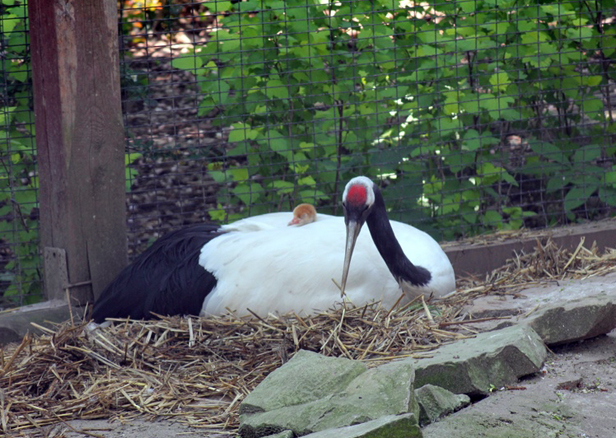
[91,224,222,323]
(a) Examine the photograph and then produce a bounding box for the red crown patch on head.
[347,184,368,206]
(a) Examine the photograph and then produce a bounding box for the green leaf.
[209,204,228,222]
[211,81,230,106]
[478,94,515,119]
[229,167,249,182]
[521,31,549,45]
[267,135,291,160]
[599,186,616,207]
[566,23,593,41]
[564,185,596,212]
[446,151,475,173]
[8,62,28,82]
[298,175,316,186]
[271,180,295,194]
[212,30,241,52]
[171,54,201,70]
[462,130,499,151]
[482,210,503,225]
[232,182,264,205]
[573,144,601,164]
[547,175,567,192]
[582,98,603,115]
[530,142,568,164]
[1,13,18,33]
[0,106,16,125]
[489,72,510,92]
[370,147,408,170]
[583,75,603,87]
[478,163,518,187]
[458,0,476,13]
[265,80,289,99]
[210,1,232,13]
[437,117,462,136]
[300,189,329,202]
[604,167,616,186]
[229,123,260,142]
[208,170,226,184]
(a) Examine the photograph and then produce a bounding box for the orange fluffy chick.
[288,203,317,226]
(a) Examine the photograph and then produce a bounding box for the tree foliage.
[173,0,616,239]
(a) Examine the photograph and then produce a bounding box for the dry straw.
[2,237,615,437]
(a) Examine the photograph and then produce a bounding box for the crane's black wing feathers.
[91,224,223,323]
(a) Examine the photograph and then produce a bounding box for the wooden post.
[28,0,127,305]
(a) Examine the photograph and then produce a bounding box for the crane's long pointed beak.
[341,220,362,298]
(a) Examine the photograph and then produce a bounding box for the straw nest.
[2,237,616,437]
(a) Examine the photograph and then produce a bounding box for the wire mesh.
[1,0,615,307]
[118,0,616,253]
[0,0,40,309]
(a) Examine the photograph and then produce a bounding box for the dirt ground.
[423,330,616,438]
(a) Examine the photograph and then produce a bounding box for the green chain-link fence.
[1,0,615,308]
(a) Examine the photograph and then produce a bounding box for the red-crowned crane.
[340,176,455,300]
[91,177,455,323]
[201,177,455,316]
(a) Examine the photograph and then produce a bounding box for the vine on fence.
[173,0,615,239]
[0,0,40,306]
[1,0,616,306]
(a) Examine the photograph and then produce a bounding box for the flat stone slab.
[415,384,470,425]
[240,350,367,415]
[464,271,616,320]
[263,431,293,438]
[408,324,547,396]
[422,331,616,438]
[300,414,421,438]
[525,293,616,346]
[239,351,419,438]
[462,272,616,346]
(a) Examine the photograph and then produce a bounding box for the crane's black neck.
[365,185,431,288]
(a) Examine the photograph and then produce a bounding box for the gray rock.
[301,414,421,438]
[408,324,547,396]
[525,293,616,346]
[262,431,294,438]
[462,272,616,333]
[240,350,367,415]
[337,360,419,420]
[415,384,470,425]
[422,408,578,438]
[239,352,419,438]
[421,327,616,438]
